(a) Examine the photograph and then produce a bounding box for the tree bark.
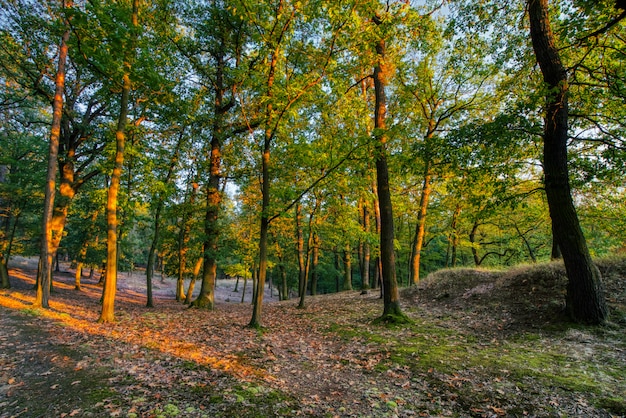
[310,233,320,296]
[0,254,10,289]
[469,220,481,266]
[99,0,138,323]
[448,204,461,267]
[342,244,353,291]
[410,162,432,284]
[250,25,281,327]
[359,197,371,291]
[146,132,182,308]
[528,0,607,324]
[99,72,130,323]
[36,27,69,309]
[296,203,307,304]
[372,30,405,322]
[184,257,202,305]
[192,43,229,310]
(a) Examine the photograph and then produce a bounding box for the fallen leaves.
[1,260,625,418]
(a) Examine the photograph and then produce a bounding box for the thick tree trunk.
[192,165,221,310]
[529,0,607,324]
[372,33,406,322]
[192,45,229,311]
[36,28,69,309]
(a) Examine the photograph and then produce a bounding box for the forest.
[1,0,626,416]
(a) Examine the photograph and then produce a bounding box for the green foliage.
[0,0,623,307]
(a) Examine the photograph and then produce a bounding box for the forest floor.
[1,256,625,418]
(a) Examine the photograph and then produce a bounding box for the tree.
[100,0,139,323]
[528,0,608,324]
[35,5,70,309]
[370,8,407,322]
[245,0,339,328]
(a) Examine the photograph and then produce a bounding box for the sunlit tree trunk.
[372,22,405,322]
[99,0,138,323]
[342,243,353,291]
[410,160,432,285]
[0,254,9,289]
[184,257,202,305]
[529,0,607,324]
[35,26,69,309]
[99,72,130,323]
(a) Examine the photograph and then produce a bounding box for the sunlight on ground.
[0,289,269,382]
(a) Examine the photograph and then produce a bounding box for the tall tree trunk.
[372,30,405,322]
[310,233,320,296]
[184,257,202,305]
[342,244,353,291]
[250,137,270,327]
[192,46,228,310]
[298,207,315,308]
[410,161,432,285]
[529,0,607,324]
[359,198,371,291]
[334,248,341,293]
[99,0,137,323]
[146,132,182,308]
[296,203,306,303]
[178,182,198,302]
[36,27,69,309]
[99,72,130,323]
[250,30,282,327]
[371,180,381,292]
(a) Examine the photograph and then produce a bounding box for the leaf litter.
[0,257,625,417]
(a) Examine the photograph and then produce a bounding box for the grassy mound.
[402,257,626,331]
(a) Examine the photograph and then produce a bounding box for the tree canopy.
[1,0,624,324]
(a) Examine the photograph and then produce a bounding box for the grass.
[322,258,626,415]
